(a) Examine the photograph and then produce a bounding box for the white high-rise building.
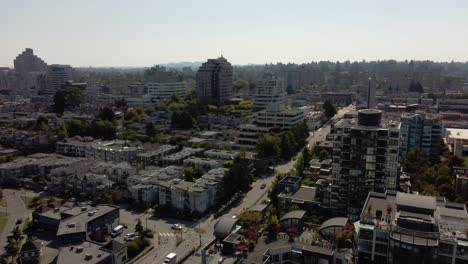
[253,75,287,110]
[145,82,188,100]
[46,64,73,95]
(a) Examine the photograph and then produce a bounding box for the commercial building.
[14,48,47,75]
[55,240,127,264]
[196,57,233,102]
[46,64,73,95]
[33,204,120,244]
[400,112,442,161]
[253,75,287,110]
[357,191,468,264]
[331,109,400,220]
[144,81,189,100]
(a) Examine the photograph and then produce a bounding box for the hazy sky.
[2,0,468,67]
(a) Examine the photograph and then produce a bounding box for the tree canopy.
[323,99,337,119]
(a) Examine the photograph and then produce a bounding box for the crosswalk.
[158,232,175,237]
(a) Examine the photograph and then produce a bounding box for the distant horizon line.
[3,58,468,69]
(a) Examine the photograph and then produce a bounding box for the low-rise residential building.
[136,144,178,166]
[17,239,42,264]
[357,191,468,264]
[129,167,228,215]
[161,147,204,166]
[278,185,319,213]
[183,157,224,173]
[56,138,144,163]
[204,149,240,160]
[0,153,84,185]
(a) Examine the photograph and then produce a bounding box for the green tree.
[145,123,157,138]
[169,134,188,147]
[238,211,262,228]
[170,94,181,103]
[35,115,49,131]
[171,111,195,129]
[318,149,331,160]
[233,79,249,91]
[98,107,115,122]
[135,219,144,233]
[64,119,88,137]
[185,89,196,101]
[323,99,337,119]
[53,89,66,115]
[302,147,312,165]
[293,154,305,177]
[183,166,198,182]
[92,120,116,140]
[256,135,281,158]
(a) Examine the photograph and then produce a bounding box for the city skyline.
[2,0,468,67]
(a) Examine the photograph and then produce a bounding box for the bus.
[163,252,177,264]
[111,225,124,237]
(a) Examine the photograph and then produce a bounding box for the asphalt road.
[0,189,30,257]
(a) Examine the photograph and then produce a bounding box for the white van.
[163,252,177,264]
[111,225,124,237]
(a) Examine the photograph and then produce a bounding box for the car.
[69,197,76,202]
[171,224,183,230]
[124,233,136,241]
[16,218,22,225]
[260,183,267,189]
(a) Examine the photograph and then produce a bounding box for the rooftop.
[57,205,118,236]
[446,128,468,139]
[55,241,111,264]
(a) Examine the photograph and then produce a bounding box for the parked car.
[171,224,183,231]
[260,183,267,189]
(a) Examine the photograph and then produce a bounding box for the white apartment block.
[129,167,227,215]
[204,149,240,160]
[145,82,189,100]
[183,157,224,173]
[255,108,305,129]
[56,139,143,163]
[253,76,287,110]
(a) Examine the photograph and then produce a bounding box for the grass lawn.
[464,157,468,167]
[0,198,7,207]
[0,211,8,234]
[20,196,34,207]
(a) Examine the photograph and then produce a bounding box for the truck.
[163,252,177,264]
[111,225,124,237]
